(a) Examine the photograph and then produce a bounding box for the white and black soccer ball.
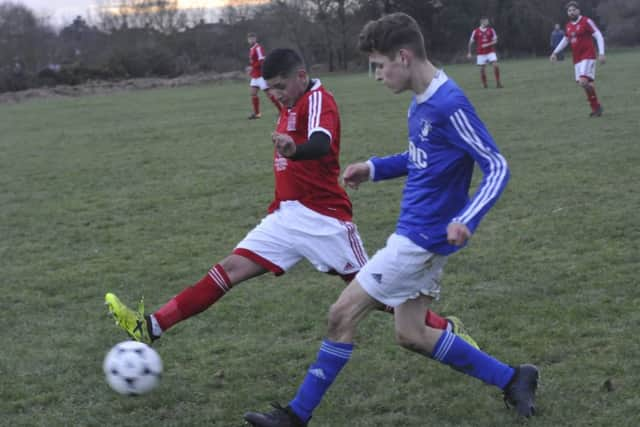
[103,341,163,395]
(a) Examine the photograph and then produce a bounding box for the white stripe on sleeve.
[307,91,322,139]
[449,109,508,225]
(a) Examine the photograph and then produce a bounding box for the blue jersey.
[368,71,509,255]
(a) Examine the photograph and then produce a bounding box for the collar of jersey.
[415,70,448,104]
[308,78,321,92]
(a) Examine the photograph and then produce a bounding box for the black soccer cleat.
[503,364,539,417]
[590,105,603,117]
[244,403,307,427]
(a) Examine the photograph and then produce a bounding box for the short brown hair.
[247,32,257,38]
[566,1,579,10]
[358,13,427,60]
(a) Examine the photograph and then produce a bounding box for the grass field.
[1,49,639,427]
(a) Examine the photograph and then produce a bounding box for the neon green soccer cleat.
[105,292,152,345]
[446,316,480,349]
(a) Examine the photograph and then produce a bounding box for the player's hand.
[466,53,472,60]
[272,132,296,158]
[245,66,251,75]
[550,53,557,62]
[447,222,471,246]
[342,162,370,189]
[599,54,606,64]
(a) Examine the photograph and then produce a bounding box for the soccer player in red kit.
[467,17,503,89]
[247,32,281,119]
[105,48,476,349]
[550,1,605,117]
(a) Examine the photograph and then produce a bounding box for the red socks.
[584,84,600,111]
[425,309,449,329]
[494,65,501,86]
[382,306,449,330]
[251,95,260,115]
[480,68,488,88]
[153,264,231,332]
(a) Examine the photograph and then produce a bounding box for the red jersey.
[249,42,265,78]
[269,79,352,221]
[565,16,600,64]
[470,27,497,55]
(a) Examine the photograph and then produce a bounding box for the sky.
[12,1,229,25]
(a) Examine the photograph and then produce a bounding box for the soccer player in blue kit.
[244,13,539,426]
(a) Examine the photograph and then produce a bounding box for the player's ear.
[398,49,411,66]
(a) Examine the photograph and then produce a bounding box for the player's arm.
[342,151,408,189]
[446,106,510,239]
[368,152,409,181]
[467,31,475,58]
[273,131,330,160]
[550,36,568,60]
[589,20,606,63]
[274,88,338,160]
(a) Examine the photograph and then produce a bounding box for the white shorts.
[477,53,498,65]
[356,233,448,308]
[234,201,368,278]
[574,59,596,81]
[249,77,269,90]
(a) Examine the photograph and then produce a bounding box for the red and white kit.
[565,16,604,81]
[235,79,366,277]
[470,27,498,64]
[249,42,268,89]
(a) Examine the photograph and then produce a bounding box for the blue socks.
[288,331,514,422]
[289,339,353,422]
[432,330,515,389]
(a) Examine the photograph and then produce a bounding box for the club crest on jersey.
[287,112,297,131]
[419,119,432,141]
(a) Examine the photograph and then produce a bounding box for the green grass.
[1,49,639,426]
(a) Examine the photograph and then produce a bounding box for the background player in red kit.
[467,17,503,88]
[247,32,280,119]
[550,1,606,117]
[105,48,476,349]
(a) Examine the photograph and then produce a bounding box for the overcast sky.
[13,1,226,25]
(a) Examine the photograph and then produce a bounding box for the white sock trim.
[149,314,163,337]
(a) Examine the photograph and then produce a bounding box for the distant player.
[467,17,503,88]
[105,49,476,354]
[245,13,538,427]
[550,1,605,117]
[247,32,281,119]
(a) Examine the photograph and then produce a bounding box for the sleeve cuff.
[366,160,376,181]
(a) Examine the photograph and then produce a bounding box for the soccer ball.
[103,341,163,395]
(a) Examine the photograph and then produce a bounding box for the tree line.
[0,0,638,93]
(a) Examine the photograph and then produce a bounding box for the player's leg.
[491,59,503,88]
[244,278,378,426]
[579,78,602,117]
[576,60,602,116]
[479,64,488,88]
[381,303,478,348]
[299,211,476,346]
[106,255,267,343]
[150,254,267,336]
[249,84,261,119]
[106,210,300,343]
[393,293,538,416]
